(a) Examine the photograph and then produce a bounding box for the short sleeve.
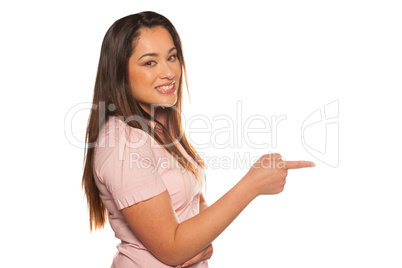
[94,118,167,210]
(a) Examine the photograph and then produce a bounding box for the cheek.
[130,69,154,92]
[175,63,182,76]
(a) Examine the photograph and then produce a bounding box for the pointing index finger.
[285,161,316,169]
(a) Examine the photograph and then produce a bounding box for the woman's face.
[128,26,181,115]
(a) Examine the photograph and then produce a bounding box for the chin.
[152,100,176,110]
[159,98,177,108]
[160,103,177,109]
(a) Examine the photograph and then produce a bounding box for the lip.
[155,81,175,88]
[155,81,176,94]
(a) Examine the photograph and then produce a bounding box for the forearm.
[199,194,208,213]
[170,177,257,264]
[199,202,208,212]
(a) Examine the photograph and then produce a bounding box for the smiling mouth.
[155,81,175,92]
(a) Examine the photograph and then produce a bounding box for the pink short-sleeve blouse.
[93,116,208,268]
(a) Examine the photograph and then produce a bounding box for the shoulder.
[93,116,161,180]
[96,116,152,147]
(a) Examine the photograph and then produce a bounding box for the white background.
[1,0,401,267]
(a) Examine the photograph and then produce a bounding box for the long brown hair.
[82,11,206,231]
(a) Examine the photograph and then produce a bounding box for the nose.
[159,62,175,80]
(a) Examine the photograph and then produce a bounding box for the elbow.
[154,252,184,267]
[158,256,181,267]
[152,225,185,265]
[150,244,185,266]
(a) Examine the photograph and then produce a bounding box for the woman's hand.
[176,244,213,268]
[243,153,315,196]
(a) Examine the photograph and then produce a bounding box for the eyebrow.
[138,47,177,61]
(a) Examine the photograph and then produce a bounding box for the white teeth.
[156,82,175,91]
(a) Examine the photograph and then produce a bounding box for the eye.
[168,54,177,62]
[144,61,156,67]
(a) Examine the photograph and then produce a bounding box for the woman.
[82,11,315,267]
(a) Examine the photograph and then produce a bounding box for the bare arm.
[121,154,314,266]
[177,192,212,268]
[199,192,208,212]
